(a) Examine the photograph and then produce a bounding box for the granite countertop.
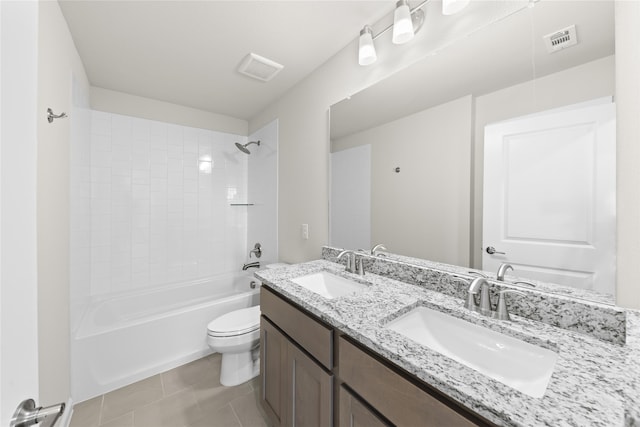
[255,259,640,427]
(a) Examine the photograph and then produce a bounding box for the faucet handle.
[355,257,365,276]
[249,242,262,258]
[513,280,536,288]
[468,271,488,278]
[493,289,526,321]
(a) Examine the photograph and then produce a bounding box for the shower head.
[234,140,260,154]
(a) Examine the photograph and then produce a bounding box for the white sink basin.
[385,306,557,398]
[291,271,367,299]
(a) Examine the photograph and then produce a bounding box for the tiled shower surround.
[82,111,249,297]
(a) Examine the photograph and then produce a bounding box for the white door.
[483,102,616,295]
[1,1,41,425]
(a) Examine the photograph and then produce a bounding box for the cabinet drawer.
[261,287,333,369]
[339,385,391,427]
[339,337,479,427]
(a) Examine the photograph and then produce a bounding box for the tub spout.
[242,261,260,271]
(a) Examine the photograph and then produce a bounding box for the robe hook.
[47,108,67,123]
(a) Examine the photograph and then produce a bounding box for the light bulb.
[358,26,377,66]
[392,0,414,45]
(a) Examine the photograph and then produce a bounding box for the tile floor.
[69,354,269,427]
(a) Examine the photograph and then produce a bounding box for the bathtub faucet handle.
[250,243,262,258]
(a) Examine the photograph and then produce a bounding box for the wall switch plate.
[301,224,309,240]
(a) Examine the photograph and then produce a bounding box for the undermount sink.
[385,306,558,398]
[291,271,367,299]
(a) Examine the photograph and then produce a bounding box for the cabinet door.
[286,343,333,427]
[339,386,390,427]
[261,317,288,426]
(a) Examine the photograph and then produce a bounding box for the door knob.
[486,246,505,255]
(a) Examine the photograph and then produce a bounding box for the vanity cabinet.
[260,286,490,427]
[260,287,333,427]
[339,337,479,427]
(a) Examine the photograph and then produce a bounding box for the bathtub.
[71,272,260,403]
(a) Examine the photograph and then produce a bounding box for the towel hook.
[47,108,67,123]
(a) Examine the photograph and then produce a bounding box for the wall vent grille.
[543,25,578,53]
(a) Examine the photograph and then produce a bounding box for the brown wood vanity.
[259,286,494,427]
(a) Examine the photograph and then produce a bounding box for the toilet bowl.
[207,305,261,386]
[207,263,288,386]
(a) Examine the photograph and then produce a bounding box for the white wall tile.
[73,111,250,299]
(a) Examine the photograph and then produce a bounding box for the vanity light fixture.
[393,0,415,44]
[442,0,470,16]
[358,0,427,66]
[358,25,377,66]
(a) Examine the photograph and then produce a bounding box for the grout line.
[228,403,243,427]
[160,371,167,397]
[97,394,105,426]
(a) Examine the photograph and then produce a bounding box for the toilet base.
[219,346,260,387]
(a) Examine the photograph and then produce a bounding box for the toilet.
[207,263,288,386]
[207,305,261,387]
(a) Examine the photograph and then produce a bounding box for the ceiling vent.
[543,25,578,53]
[237,53,284,82]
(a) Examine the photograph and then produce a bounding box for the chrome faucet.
[337,250,356,274]
[371,243,387,257]
[467,277,492,316]
[467,277,525,321]
[242,261,260,270]
[496,263,513,281]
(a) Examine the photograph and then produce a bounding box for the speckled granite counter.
[255,260,640,427]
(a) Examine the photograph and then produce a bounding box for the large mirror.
[329,1,615,302]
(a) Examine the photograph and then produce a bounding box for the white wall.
[473,56,615,268]
[0,1,40,422]
[37,0,91,406]
[247,120,279,265]
[332,96,472,265]
[91,87,248,136]
[615,1,640,310]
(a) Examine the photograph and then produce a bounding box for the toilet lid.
[207,305,260,337]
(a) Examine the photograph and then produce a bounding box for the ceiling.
[58,0,396,121]
[330,0,615,140]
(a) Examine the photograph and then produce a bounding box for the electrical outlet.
[301,224,309,240]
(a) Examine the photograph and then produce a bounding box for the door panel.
[483,101,616,295]
[503,124,595,243]
[260,317,287,427]
[1,1,41,424]
[288,343,332,427]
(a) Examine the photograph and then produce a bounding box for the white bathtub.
[71,272,260,403]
